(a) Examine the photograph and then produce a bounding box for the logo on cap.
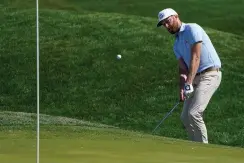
[159,13,164,19]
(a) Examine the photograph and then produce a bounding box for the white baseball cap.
[157,8,178,27]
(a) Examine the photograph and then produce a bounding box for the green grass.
[0,0,244,149]
[1,112,244,163]
[2,128,244,163]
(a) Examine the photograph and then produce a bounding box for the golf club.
[152,101,180,133]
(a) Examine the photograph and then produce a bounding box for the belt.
[196,67,220,76]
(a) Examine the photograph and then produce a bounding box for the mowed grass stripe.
[1,124,244,163]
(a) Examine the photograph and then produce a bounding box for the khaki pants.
[181,70,222,143]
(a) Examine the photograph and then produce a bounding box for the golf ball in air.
[117,54,122,59]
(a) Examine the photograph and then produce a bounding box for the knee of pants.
[180,113,189,125]
[188,110,203,122]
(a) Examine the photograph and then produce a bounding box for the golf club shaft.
[153,101,180,133]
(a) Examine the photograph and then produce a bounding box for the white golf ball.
[116,54,122,59]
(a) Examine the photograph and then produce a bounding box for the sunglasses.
[161,16,174,27]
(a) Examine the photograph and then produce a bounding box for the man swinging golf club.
[157,8,222,144]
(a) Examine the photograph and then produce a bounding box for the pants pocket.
[198,73,220,94]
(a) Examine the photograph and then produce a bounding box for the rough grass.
[0,111,116,129]
[0,0,244,148]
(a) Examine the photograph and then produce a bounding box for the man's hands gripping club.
[179,74,194,101]
[178,58,195,101]
[184,83,194,99]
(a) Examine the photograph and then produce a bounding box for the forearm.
[179,70,187,89]
[179,69,187,101]
[178,58,189,101]
[186,47,201,84]
[178,58,188,89]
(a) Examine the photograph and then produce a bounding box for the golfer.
[156,8,222,144]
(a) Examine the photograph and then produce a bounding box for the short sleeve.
[187,24,203,45]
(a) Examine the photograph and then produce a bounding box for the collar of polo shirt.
[175,22,186,36]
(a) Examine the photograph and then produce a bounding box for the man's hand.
[184,83,194,99]
[180,88,185,102]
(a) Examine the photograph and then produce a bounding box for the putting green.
[0,126,244,163]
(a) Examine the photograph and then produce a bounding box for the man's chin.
[168,30,176,34]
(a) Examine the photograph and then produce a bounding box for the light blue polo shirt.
[173,23,221,73]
